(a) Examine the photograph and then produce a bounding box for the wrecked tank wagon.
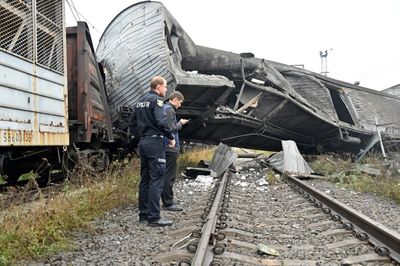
[96,1,400,154]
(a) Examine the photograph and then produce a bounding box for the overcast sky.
[65,0,400,91]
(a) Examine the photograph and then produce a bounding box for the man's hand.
[168,138,176,148]
[180,118,189,125]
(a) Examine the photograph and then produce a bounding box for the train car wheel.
[0,155,22,184]
[62,149,78,178]
[4,172,21,184]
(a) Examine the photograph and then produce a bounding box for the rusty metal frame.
[237,92,262,114]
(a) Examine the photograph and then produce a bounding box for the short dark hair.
[150,76,166,90]
[169,91,184,101]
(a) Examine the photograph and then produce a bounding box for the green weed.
[0,160,140,263]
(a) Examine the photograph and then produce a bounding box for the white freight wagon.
[0,0,68,147]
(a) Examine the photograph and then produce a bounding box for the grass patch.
[341,175,400,203]
[19,171,37,182]
[308,154,400,203]
[177,146,215,173]
[265,170,281,185]
[252,149,274,157]
[232,148,274,157]
[0,159,140,264]
[308,154,353,176]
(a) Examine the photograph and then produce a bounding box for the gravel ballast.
[38,159,400,265]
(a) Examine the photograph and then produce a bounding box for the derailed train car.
[0,0,126,182]
[97,1,400,155]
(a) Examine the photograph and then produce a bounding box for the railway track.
[0,173,65,210]
[154,162,400,265]
[0,158,114,210]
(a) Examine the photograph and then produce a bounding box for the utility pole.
[320,50,329,76]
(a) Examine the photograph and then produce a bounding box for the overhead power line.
[65,0,102,34]
[69,0,81,20]
[66,0,78,22]
[360,62,400,78]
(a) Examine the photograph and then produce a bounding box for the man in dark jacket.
[162,91,189,211]
[130,76,175,227]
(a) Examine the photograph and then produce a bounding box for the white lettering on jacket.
[136,101,150,108]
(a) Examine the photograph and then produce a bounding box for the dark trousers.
[138,137,166,222]
[162,152,178,207]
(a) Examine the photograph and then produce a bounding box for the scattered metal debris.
[209,143,237,177]
[182,168,211,179]
[355,164,384,176]
[257,243,280,256]
[182,143,237,179]
[267,140,313,176]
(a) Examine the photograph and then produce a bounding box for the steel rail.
[192,171,230,266]
[286,174,400,263]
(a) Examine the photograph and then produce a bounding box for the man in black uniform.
[162,91,189,211]
[130,76,175,227]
